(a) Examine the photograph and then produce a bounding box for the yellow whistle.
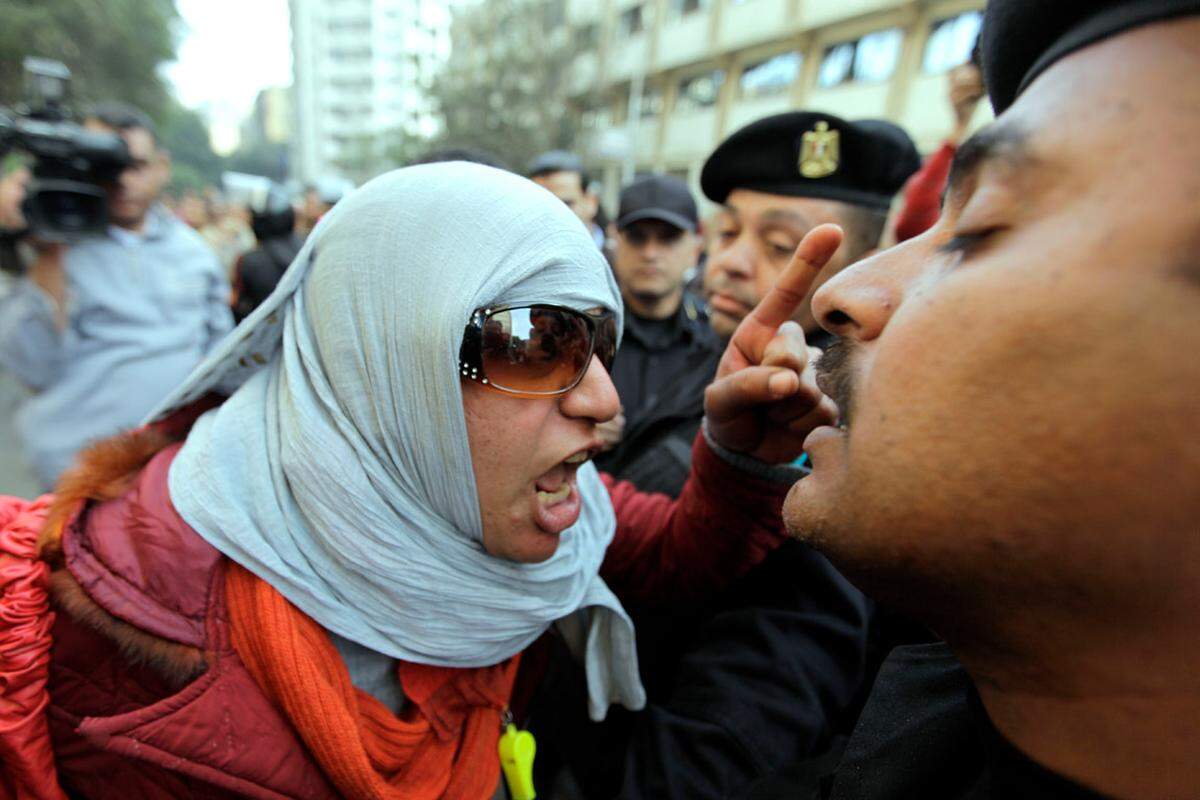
[498,722,537,800]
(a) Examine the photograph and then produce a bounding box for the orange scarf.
[224,562,521,800]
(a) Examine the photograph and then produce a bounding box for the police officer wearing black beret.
[701,112,919,348]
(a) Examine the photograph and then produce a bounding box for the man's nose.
[117,167,136,190]
[561,355,620,424]
[709,238,754,281]
[811,238,920,342]
[638,237,665,261]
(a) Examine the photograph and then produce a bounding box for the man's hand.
[948,63,985,141]
[28,243,69,332]
[0,167,30,232]
[703,224,842,464]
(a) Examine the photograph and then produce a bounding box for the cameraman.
[0,102,232,490]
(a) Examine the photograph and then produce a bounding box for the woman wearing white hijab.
[9,162,842,799]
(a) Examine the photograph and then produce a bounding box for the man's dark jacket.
[737,643,1114,799]
[596,293,722,496]
[528,541,871,799]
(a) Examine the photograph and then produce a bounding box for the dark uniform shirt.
[739,643,1114,800]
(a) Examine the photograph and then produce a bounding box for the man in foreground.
[594,174,719,495]
[0,102,232,489]
[772,1,1199,796]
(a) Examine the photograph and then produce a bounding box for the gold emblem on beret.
[799,121,839,179]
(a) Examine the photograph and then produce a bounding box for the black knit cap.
[982,0,1200,114]
[700,111,920,211]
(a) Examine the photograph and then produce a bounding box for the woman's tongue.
[535,463,571,504]
[533,462,581,534]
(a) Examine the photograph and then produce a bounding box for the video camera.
[0,57,131,241]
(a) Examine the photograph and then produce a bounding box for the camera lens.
[27,182,107,239]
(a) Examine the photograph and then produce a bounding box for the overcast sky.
[164,0,293,154]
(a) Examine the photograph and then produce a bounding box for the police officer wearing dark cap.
[593,174,722,496]
[702,112,919,347]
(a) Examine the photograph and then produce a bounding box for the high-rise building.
[240,87,294,150]
[289,0,451,183]
[562,0,987,210]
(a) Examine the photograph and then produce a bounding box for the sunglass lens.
[596,314,617,371]
[480,307,592,394]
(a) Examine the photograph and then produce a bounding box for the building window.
[668,0,707,19]
[676,69,724,113]
[581,97,615,130]
[923,11,982,73]
[542,0,565,31]
[817,28,903,87]
[327,47,372,61]
[639,84,664,117]
[739,51,801,98]
[817,42,854,87]
[619,5,644,37]
[575,23,599,49]
[327,19,370,34]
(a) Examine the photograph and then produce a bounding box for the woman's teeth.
[564,451,589,465]
[537,484,571,504]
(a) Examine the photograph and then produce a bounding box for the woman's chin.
[483,521,563,563]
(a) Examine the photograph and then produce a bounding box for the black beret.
[982,0,1200,115]
[700,111,921,211]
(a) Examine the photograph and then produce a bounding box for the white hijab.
[152,163,645,720]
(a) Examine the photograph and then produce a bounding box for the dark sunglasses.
[458,304,618,398]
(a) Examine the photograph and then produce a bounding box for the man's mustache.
[704,279,758,310]
[815,338,857,428]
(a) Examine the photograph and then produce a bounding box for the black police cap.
[700,111,920,211]
[618,174,698,232]
[982,0,1200,115]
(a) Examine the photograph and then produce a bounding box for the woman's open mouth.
[531,449,592,535]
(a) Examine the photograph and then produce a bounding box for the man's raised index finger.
[749,223,844,330]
